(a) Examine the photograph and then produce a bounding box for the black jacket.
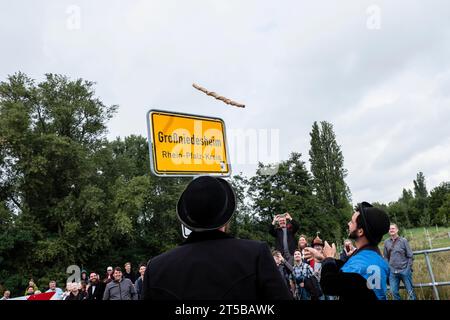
[135,276,144,300]
[86,281,105,300]
[123,271,136,284]
[269,219,300,257]
[339,250,350,263]
[142,230,293,300]
[65,291,86,300]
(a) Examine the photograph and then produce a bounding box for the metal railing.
[409,246,450,300]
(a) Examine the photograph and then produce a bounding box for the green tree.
[0,72,126,294]
[308,121,352,238]
[429,182,450,226]
[435,194,450,226]
[248,152,344,244]
[309,121,351,206]
[228,174,259,240]
[413,172,428,199]
[412,172,430,226]
[391,188,415,228]
[386,200,412,229]
[0,73,193,295]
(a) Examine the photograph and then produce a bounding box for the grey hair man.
[383,223,416,300]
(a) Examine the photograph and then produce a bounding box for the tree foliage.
[0,73,189,295]
[1,73,448,296]
[381,176,449,229]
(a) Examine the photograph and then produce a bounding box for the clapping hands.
[303,241,336,261]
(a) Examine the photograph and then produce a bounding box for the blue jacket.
[320,247,390,300]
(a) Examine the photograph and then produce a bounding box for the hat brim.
[176,178,236,232]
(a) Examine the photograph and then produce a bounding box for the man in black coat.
[269,213,299,263]
[86,273,105,300]
[142,176,292,300]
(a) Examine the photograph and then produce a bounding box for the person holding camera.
[339,239,356,263]
[269,213,300,264]
[273,250,294,294]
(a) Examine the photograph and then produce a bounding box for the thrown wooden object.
[192,83,245,108]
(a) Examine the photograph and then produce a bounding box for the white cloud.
[1,0,449,204]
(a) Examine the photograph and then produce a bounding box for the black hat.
[357,201,390,245]
[177,176,236,232]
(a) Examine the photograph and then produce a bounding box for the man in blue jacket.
[304,202,390,300]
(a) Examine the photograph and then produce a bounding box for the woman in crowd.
[290,250,318,300]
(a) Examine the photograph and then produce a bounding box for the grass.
[382,226,450,300]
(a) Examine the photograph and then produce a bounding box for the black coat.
[123,271,136,284]
[269,219,300,256]
[142,230,292,300]
[65,291,86,300]
[86,282,105,300]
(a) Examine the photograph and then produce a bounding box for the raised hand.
[323,241,336,259]
[303,247,324,262]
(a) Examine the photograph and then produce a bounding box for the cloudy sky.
[1,0,449,204]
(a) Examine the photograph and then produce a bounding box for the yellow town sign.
[146,110,231,176]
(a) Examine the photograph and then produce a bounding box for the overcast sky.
[1,0,449,204]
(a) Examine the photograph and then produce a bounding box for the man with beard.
[86,272,105,300]
[304,202,390,300]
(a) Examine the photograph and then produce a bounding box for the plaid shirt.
[290,262,316,300]
[290,262,315,283]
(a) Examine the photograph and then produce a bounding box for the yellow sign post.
[146,109,231,176]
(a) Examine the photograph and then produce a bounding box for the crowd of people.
[269,213,416,300]
[1,178,417,301]
[1,262,147,300]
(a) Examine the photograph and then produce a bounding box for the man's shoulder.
[151,238,267,264]
[207,237,268,251]
[343,251,388,274]
[229,237,267,246]
[399,236,409,243]
[345,250,376,265]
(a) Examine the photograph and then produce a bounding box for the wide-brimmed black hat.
[177,176,236,232]
[356,201,390,245]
